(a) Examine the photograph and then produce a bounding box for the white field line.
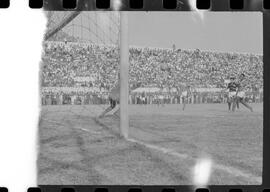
[77,128,90,132]
[75,127,103,135]
[127,138,189,159]
[42,117,262,183]
[40,118,65,126]
[127,138,262,184]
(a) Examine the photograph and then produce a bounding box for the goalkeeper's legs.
[99,98,117,118]
[112,105,120,117]
[98,106,113,118]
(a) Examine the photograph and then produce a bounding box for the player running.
[233,73,253,112]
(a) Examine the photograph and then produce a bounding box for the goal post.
[120,11,129,139]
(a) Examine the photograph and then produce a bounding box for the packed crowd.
[41,41,263,104]
[129,47,263,90]
[42,42,263,90]
[42,42,119,89]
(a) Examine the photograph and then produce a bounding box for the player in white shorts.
[226,76,238,111]
[237,91,245,100]
[235,73,253,112]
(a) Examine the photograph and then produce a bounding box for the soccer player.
[158,93,165,107]
[181,85,192,111]
[234,73,253,112]
[157,88,165,107]
[226,76,238,111]
[98,77,120,118]
[141,91,147,105]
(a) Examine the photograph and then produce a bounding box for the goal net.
[41,11,129,137]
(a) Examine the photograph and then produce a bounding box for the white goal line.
[126,137,261,184]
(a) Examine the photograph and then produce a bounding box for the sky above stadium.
[128,12,263,54]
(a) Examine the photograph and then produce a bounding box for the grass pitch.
[38,103,263,185]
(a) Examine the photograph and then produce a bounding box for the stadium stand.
[41,42,263,105]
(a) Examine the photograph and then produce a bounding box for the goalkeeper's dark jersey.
[109,83,120,101]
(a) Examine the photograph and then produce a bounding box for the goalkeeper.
[98,77,120,118]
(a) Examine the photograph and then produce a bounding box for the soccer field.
[38,103,263,185]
